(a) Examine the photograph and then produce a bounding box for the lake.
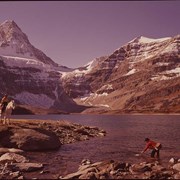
[13,114,180,177]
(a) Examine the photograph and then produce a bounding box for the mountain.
[0,20,85,114]
[61,35,180,114]
[0,20,58,66]
[0,20,179,114]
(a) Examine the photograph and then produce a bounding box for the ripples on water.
[13,114,180,176]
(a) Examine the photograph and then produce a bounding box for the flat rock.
[0,148,24,154]
[13,162,44,172]
[0,153,28,163]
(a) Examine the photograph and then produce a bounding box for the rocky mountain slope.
[0,20,57,66]
[0,20,85,113]
[62,35,180,113]
[0,20,179,114]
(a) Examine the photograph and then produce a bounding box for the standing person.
[0,94,9,114]
[141,138,162,158]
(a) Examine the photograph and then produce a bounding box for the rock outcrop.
[61,158,180,179]
[0,119,107,179]
[0,125,61,151]
[0,151,43,179]
[0,119,106,150]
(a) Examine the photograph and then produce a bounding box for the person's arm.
[141,142,150,153]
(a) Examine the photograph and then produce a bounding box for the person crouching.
[141,138,162,158]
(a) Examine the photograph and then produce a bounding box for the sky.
[0,1,179,68]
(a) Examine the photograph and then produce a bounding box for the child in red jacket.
[141,138,162,158]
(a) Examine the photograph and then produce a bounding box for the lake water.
[13,114,180,177]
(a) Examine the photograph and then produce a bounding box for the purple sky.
[0,1,179,68]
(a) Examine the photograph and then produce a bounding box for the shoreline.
[12,105,180,116]
[0,118,179,179]
[12,113,180,118]
[0,118,106,179]
[61,158,180,179]
[72,112,180,115]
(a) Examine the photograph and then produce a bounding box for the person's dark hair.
[145,138,150,142]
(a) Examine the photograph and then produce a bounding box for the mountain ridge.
[61,34,180,113]
[0,20,179,114]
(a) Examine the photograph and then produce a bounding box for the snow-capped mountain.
[0,20,59,66]
[0,20,82,113]
[0,20,179,114]
[62,35,180,113]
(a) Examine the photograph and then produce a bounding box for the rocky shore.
[0,119,179,179]
[61,158,180,179]
[0,119,106,179]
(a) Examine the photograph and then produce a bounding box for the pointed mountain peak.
[0,19,28,43]
[0,20,22,32]
[1,20,17,26]
[0,20,58,66]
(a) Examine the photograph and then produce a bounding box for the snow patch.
[98,92,108,96]
[15,92,54,108]
[124,69,136,76]
[161,43,178,54]
[0,44,35,59]
[53,86,59,100]
[1,55,49,69]
[151,75,179,81]
[151,67,180,81]
[80,96,89,101]
[79,92,108,101]
[61,58,99,79]
[100,84,113,90]
[0,56,71,80]
[156,62,170,66]
[84,59,96,73]
[60,71,68,78]
[138,36,170,44]
[95,104,110,108]
[165,67,180,74]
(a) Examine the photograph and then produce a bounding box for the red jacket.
[143,140,157,152]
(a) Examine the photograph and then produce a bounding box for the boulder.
[61,160,131,179]
[152,165,166,171]
[10,128,61,151]
[9,171,21,179]
[81,159,92,166]
[129,163,152,174]
[0,153,28,163]
[61,166,98,179]
[79,172,98,179]
[169,158,175,164]
[13,162,43,172]
[174,173,180,179]
[61,159,179,180]
[0,126,61,151]
[173,163,180,172]
[0,148,24,155]
[169,158,178,164]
